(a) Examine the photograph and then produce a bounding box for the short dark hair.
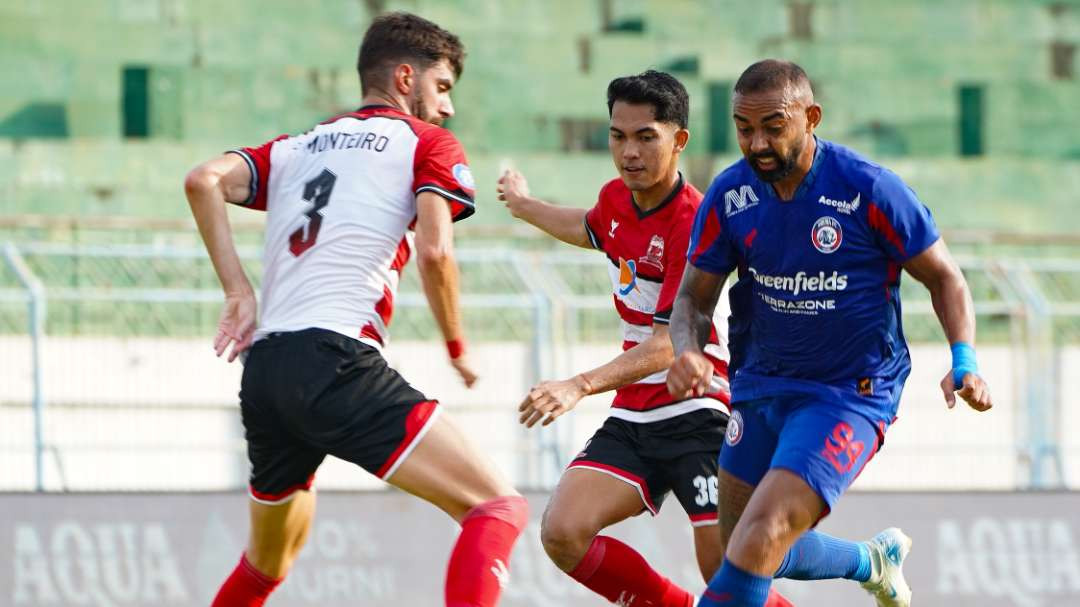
[606,70,690,129]
[357,12,465,94]
[734,59,812,96]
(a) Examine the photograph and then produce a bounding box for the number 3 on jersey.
[289,168,337,257]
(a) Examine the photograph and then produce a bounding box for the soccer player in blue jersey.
[668,60,992,607]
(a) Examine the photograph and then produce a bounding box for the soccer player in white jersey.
[498,71,792,607]
[184,13,527,607]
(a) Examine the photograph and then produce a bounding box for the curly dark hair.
[357,12,465,94]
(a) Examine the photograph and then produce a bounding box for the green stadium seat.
[0,0,1077,234]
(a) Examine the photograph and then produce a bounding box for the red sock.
[569,536,694,606]
[445,495,529,607]
[210,554,282,607]
[765,588,795,606]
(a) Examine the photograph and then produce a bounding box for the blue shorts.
[719,394,888,513]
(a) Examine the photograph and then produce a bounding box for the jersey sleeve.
[583,186,610,250]
[226,135,287,211]
[868,169,941,263]
[412,129,476,222]
[652,218,692,325]
[687,183,738,275]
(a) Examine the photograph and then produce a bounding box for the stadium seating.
[1,0,1079,230]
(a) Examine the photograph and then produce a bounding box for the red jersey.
[584,174,731,423]
[228,105,475,349]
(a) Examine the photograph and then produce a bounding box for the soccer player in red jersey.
[185,13,526,607]
[498,71,792,607]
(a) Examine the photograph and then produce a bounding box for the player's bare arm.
[414,190,478,387]
[184,153,258,362]
[668,265,729,399]
[497,168,591,248]
[902,238,992,412]
[519,324,675,428]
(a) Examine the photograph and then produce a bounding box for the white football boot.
[860,527,913,607]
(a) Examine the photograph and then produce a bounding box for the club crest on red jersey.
[638,234,665,271]
[811,216,843,254]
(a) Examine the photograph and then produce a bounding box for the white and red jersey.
[584,174,731,423]
[228,105,476,348]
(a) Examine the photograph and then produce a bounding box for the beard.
[748,144,800,183]
[409,93,442,126]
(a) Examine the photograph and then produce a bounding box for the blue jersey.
[689,138,939,414]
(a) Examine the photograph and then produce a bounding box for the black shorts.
[239,328,439,504]
[567,408,728,526]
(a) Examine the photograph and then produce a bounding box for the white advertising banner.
[3,491,1079,606]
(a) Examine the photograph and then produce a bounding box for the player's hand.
[519,376,588,428]
[940,371,992,412]
[450,355,479,388]
[667,351,714,399]
[497,169,532,217]
[214,290,256,363]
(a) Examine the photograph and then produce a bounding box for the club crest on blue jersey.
[811,216,843,254]
[617,257,638,295]
[726,410,744,446]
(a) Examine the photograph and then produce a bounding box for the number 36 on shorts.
[692,474,718,507]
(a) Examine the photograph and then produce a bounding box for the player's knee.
[245,545,298,581]
[442,485,522,523]
[245,528,312,580]
[732,508,799,558]
[465,494,529,532]
[539,510,595,571]
[451,474,522,521]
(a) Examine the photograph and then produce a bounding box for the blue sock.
[698,560,771,607]
[773,530,872,582]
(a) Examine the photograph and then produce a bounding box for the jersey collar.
[356,104,405,116]
[793,136,826,199]
[630,172,685,220]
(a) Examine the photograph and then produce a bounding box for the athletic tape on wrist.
[950,342,978,387]
[446,338,465,360]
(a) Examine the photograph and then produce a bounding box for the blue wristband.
[950,342,978,387]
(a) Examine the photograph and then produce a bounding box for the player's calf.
[212,490,317,607]
[445,494,530,607]
[692,523,726,582]
[540,468,696,607]
[774,529,872,583]
[566,536,695,607]
[211,553,283,607]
